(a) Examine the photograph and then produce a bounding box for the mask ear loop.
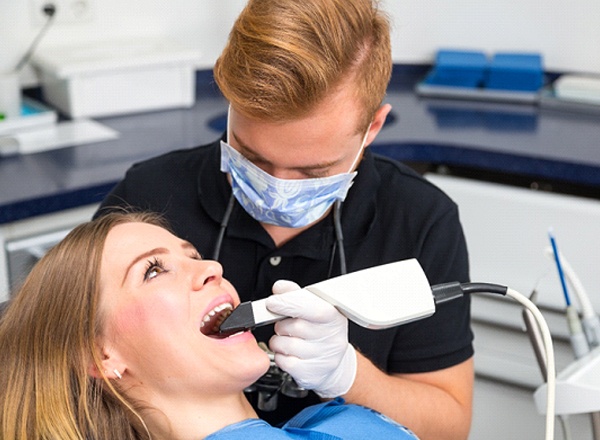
[226,104,232,144]
[347,123,372,173]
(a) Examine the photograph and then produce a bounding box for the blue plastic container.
[485,53,543,91]
[424,50,488,88]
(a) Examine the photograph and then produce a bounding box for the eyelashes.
[191,251,202,261]
[144,257,168,281]
[143,252,202,281]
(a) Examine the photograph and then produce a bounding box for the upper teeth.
[201,303,233,333]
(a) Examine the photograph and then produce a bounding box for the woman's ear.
[88,345,127,380]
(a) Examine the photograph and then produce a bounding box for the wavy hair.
[0,211,168,440]
[214,0,392,131]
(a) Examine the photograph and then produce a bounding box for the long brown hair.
[0,211,167,440]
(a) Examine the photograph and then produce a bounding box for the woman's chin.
[246,349,272,385]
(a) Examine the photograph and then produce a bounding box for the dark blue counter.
[1,66,599,225]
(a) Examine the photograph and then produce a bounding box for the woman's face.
[98,222,269,399]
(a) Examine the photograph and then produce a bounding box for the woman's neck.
[142,392,258,440]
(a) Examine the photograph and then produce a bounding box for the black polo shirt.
[97,138,473,424]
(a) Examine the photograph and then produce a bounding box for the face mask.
[220,110,370,228]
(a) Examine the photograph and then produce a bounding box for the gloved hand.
[266,279,357,398]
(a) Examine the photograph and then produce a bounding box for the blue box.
[485,53,543,92]
[424,50,487,88]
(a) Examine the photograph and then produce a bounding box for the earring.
[113,369,123,380]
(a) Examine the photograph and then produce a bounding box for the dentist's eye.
[144,257,168,281]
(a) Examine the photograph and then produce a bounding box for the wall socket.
[31,0,95,26]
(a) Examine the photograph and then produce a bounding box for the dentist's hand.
[266,280,357,398]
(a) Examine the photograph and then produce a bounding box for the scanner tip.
[218,302,255,334]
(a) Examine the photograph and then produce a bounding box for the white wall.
[1,0,599,85]
[0,0,248,85]
[385,0,600,74]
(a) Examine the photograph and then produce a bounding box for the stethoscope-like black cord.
[212,193,236,260]
[212,192,347,276]
[332,200,347,275]
[213,192,348,402]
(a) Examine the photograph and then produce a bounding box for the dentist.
[96,0,474,438]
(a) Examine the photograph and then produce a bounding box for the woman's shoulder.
[205,400,419,439]
[283,398,419,439]
[204,418,292,439]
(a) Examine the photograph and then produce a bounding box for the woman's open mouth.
[200,302,233,338]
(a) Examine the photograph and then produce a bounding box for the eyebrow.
[181,241,196,253]
[232,131,339,174]
[121,241,197,286]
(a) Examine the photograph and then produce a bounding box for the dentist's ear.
[364,103,392,147]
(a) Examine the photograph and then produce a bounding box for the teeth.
[200,302,233,334]
[215,303,233,313]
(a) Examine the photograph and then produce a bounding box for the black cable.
[15,3,57,72]
[460,282,508,296]
[327,241,337,279]
[333,200,347,275]
[212,193,236,260]
[432,281,508,305]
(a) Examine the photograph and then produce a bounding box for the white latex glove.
[266,279,357,398]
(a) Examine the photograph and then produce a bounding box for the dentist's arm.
[346,352,473,440]
[267,280,473,440]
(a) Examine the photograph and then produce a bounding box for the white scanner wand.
[219,259,437,334]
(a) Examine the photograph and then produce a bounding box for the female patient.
[0,212,417,440]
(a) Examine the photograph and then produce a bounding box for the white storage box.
[32,41,201,118]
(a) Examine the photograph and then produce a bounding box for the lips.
[200,302,233,337]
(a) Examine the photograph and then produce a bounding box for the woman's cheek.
[112,295,179,336]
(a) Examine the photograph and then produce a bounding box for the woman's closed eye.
[190,251,202,261]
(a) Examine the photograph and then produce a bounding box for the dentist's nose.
[192,260,223,290]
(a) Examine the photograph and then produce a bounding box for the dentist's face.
[228,78,383,180]
[98,222,269,399]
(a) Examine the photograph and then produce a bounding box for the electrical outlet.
[31,0,95,26]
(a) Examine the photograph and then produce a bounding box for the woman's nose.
[191,260,223,290]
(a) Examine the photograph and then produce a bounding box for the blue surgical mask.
[220,109,370,228]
